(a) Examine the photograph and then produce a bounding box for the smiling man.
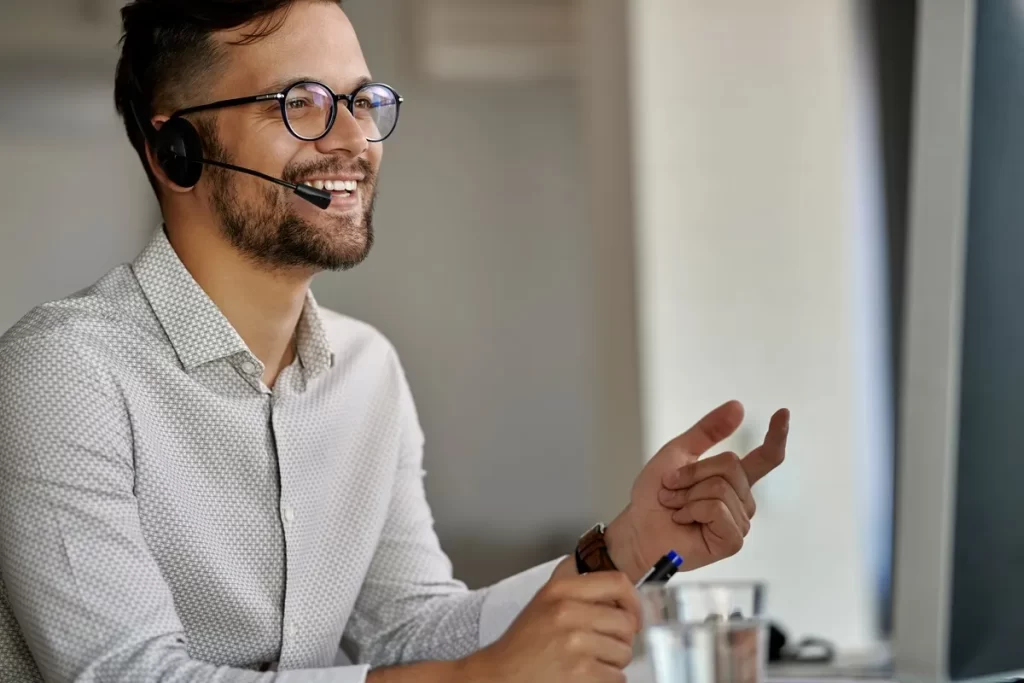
[0,1,789,682]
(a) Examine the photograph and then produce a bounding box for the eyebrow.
[260,75,374,94]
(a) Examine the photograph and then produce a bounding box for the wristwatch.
[574,523,618,574]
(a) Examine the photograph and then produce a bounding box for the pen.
[635,550,683,588]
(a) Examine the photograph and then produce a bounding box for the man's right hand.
[459,567,642,683]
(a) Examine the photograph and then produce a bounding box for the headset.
[129,101,333,209]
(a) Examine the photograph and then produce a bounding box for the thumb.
[659,400,745,459]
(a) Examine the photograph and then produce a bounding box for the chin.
[315,225,373,271]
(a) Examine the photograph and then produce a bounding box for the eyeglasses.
[170,80,403,143]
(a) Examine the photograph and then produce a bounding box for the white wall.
[627,0,892,650]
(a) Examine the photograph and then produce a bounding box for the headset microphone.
[129,102,333,210]
[191,155,333,209]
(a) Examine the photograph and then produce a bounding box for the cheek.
[253,138,302,178]
[367,143,384,177]
[223,119,301,177]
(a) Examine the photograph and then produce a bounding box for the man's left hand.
[603,400,789,582]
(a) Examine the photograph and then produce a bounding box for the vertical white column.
[626,0,891,650]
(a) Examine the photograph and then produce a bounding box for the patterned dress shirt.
[0,228,560,682]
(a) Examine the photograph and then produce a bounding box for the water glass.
[639,582,768,683]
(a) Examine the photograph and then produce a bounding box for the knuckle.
[726,535,744,556]
[709,476,730,498]
[564,629,587,653]
[723,450,742,467]
[747,497,757,518]
[552,601,575,627]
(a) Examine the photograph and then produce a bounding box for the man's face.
[193,1,382,271]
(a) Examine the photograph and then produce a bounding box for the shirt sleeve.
[477,557,563,647]
[340,348,561,667]
[0,335,366,683]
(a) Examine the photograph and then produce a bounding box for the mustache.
[283,157,375,184]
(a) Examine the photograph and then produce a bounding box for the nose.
[314,103,369,158]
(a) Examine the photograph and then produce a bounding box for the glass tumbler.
[639,582,768,683]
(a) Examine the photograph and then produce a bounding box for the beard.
[197,119,377,271]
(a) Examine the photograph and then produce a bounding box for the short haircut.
[113,0,341,193]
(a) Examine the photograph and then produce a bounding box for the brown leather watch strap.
[575,523,618,574]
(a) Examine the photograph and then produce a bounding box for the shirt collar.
[296,289,334,378]
[132,227,334,380]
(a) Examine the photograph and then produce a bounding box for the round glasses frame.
[170,80,404,143]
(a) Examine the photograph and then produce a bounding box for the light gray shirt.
[0,228,560,682]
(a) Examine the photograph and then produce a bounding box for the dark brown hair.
[113,0,341,192]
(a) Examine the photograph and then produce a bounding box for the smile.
[299,177,361,196]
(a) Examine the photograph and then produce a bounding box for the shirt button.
[281,506,296,524]
[240,360,258,375]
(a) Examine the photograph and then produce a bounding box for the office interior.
[1,0,1020,681]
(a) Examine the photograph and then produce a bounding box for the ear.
[146,116,194,195]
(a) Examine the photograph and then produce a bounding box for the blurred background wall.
[0,0,917,658]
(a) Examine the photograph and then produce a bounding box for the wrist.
[551,555,578,580]
[604,507,649,583]
[368,659,465,683]
[455,645,503,683]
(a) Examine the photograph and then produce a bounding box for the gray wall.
[313,0,629,585]
[0,70,155,332]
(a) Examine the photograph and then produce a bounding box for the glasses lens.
[352,84,400,141]
[284,83,334,139]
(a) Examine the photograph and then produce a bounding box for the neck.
[164,211,315,388]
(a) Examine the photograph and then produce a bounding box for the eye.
[353,96,374,110]
[286,98,311,110]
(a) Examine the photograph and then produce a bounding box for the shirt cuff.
[275,664,370,683]
[478,556,565,647]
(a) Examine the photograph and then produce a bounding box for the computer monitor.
[892,0,1024,681]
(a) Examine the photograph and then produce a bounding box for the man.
[0,1,789,681]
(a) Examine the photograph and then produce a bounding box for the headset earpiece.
[126,99,331,209]
[154,117,204,189]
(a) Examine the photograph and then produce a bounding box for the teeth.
[305,179,358,193]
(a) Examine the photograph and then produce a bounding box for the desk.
[625,655,894,683]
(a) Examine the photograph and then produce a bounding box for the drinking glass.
[639,582,768,683]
